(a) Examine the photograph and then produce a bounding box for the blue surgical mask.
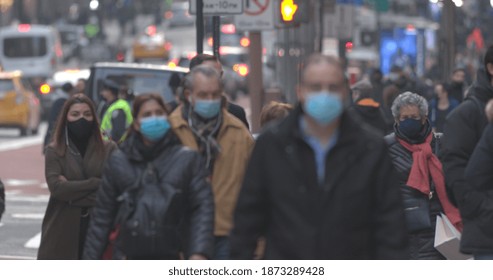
[399,118,423,138]
[140,116,170,142]
[303,91,343,125]
[193,98,221,119]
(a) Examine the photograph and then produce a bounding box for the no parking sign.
[235,0,275,31]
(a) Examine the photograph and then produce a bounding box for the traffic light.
[278,0,308,26]
[280,0,298,22]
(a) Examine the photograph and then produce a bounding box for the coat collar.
[169,104,246,132]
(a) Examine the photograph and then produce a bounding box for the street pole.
[196,0,204,54]
[248,31,263,133]
[440,0,456,81]
[212,16,220,58]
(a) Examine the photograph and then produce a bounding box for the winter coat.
[169,106,254,237]
[38,138,116,259]
[230,105,409,259]
[347,99,388,135]
[441,69,493,211]
[462,123,493,254]
[384,130,445,260]
[82,132,214,259]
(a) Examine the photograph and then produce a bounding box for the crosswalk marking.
[24,232,41,249]
[12,213,44,219]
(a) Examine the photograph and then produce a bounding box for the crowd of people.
[27,44,493,260]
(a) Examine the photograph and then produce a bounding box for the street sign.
[189,0,243,15]
[235,0,274,31]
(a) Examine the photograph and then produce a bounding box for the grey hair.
[391,91,428,119]
[183,64,224,92]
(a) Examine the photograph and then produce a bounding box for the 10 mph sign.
[189,0,243,15]
[235,0,274,31]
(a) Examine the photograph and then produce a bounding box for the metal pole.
[248,31,264,133]
[318,0,324,52]
[212,15,220,58]
[196,0,204,54]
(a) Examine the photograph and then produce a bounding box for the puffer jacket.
[83,132,214,259]
[385,126,445,260]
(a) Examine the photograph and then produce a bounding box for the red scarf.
[397,133,462,231]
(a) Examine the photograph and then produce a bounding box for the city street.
[0,123,48,260]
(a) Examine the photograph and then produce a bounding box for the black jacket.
[83,132,214,259]
[227,102,249,129]
[462,123,493,254]
[441,69,492,212]
[385,128,445,260]
[230,105,409,259]
[347,103,388,135]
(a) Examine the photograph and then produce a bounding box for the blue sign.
[336,0,364,5]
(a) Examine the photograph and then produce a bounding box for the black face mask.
[67,118,94,141]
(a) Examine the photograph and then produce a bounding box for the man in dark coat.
[463,119,493,259]
[230,54,409,260]
[347,79,388,135]
[441,45,493,214]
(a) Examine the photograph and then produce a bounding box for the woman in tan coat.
[38,94,116,259]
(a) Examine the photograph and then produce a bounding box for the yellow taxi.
[0,70,41,136]
[132,25,172,62]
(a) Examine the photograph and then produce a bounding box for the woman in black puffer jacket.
[384,92,461,260]
[83,93,214,260]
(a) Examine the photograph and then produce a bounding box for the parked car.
[0,24,63,116]
[0,70,41,136]
[132,25,171,62]
[86,62,187,119]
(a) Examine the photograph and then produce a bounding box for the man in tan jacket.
[169,65,254,259]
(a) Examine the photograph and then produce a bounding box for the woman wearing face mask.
[83,93,214,260]
[38,94,116,259]
[384,92,461,260]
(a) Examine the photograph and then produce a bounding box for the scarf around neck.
[183,104,223,172]
[396,133,462,231]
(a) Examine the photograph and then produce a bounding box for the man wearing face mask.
[230,54,408,260]
[99,79,133,143]
[168,65,254,260]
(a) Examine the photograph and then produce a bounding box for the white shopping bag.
[434,213,472,260]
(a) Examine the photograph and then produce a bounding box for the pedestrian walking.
[83,94,214,260]
[441,45,493,213]
[385,92,461,260]
[428,82,459,133]
[347,79,387,135]
[169,65,254,259]
[187,54,250,129]
[461,100,493,259]
[99,79,133,143]
[230,54,408,259]
[38,94,116,259]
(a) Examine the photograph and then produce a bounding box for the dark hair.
[128,93,170,136]
[189,54,218,70]
[260,101,293,128]
[437,82,452,95]
[51,93,104,156]
[61,82,74,93]
[484,45,493,81]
